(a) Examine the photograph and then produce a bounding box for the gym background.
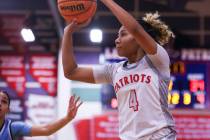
[0,0,210,140]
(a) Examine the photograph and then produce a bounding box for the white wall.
[57,50,77,140]
[57,49,102,140]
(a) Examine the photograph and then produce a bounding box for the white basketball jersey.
[93,44,175,140]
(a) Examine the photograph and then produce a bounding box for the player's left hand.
[66,95,83,121]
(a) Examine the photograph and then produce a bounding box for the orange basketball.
[57,0,97,24]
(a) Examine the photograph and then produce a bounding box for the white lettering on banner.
[31,102,54,109]
[10,100,23,112]
[25,94,56,140]
[92,113,120,140]
[88,113,210,140]
[0,56,24,68]
[0,63,23,68]
[33,70,54,76]
[99,122,118,128]
[181,49,210,61]
[96,133,119,138]
[6,76,24,82]
[107,116,118,122]
[31,56,56,69]
[175,115,210,139]
[6,99,24,121]
[38,77,56,82]
[28,95,55,121]
[31,56,55,62]
[0,56,23,61]
[16,83,24,92]
[1,70,22,75]
[32,63,55,69]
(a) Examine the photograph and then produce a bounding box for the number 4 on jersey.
[129,89,139,111]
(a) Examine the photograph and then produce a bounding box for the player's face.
[0,92,9,119]
[115,26,140,58]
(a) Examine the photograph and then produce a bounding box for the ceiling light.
[89,29,102,43]
[21,28,35,42]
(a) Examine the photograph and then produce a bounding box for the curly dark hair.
[139,12,175,45]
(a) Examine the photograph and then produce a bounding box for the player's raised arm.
[100,0,173,56]
[61,20,95,83]
[100,0,157,54]
[100,0,174,71]
[30,95,82,136]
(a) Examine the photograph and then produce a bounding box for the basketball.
[57,0,97,24]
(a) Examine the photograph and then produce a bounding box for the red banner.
[74,119,91,140]
[0,54,25,97]
[174,114,210,140]
[29,54,57,96]
[75,111,210,140]
[91,112,120,140]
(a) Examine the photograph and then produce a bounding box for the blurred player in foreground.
[0,90,82,140]
[61,0,176,139]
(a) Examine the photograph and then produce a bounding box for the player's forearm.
[61,31,78,78]
[43,116,72,135]
[100,0,143,35]
[31,116,72,136]
[100,0,157,54]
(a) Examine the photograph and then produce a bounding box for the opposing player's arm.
[30,95,82,136]
[100,0,157,55]
[11,96,82,137]
[62,20,95,83]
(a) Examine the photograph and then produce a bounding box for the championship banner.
[24,94,57,140]
[7,97,24,122]
[174,113,210,140]
[74,119,91,140]
[29,54,57,96]
[75,111,210,140]
[91,112,120,140]
[0,54,25,97]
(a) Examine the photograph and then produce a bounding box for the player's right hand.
[64,19,78,34]
[64,18,92,34]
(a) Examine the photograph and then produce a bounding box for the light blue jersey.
[0,119,13,140]
[0,119,32,140]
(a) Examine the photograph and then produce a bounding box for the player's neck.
[127,51,145,64]
[0,118,4,129]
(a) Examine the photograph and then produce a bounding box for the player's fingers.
[76,101,83,109]
[64,19,78,32]
[69,96,73,104]
[75,96,80,105]
[69,94,76,105]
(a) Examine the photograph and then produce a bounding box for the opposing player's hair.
[0,90,10,106]
[139,12,175,45]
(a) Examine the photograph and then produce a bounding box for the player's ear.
[6,105,10,114]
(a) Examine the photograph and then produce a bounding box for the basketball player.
[61,0,176,139]
[0,90,82,140]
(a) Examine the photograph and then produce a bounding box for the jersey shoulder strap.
[0,119,13,140]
